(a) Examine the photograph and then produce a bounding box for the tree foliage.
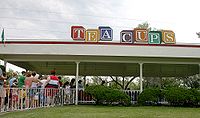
[143,74,200,89]
[110,76,137,90]
[136,21,158,31]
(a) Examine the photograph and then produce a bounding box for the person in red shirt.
[44,70,59,106]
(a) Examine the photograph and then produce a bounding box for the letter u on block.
[134,28,148,43]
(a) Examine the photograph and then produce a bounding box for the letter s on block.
[162,30,176,44]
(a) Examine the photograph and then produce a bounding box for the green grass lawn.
[1,105,200,118]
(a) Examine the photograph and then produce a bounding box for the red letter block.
[71,26,85,40]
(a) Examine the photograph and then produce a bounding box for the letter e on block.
[162,30,176,44]
[134,28,148,43]
[71,26,85,40]
[85,29,100,42]
[120,30,133,43]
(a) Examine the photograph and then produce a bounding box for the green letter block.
[148,31,162,44]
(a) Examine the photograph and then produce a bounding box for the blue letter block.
[120,30,133,43]
[98,26,113,41]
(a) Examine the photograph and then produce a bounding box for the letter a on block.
[85,29,100,42]
[162,30,176,44]
[71,26,85,40]
[134,28,148,43]
[99,26,113,41]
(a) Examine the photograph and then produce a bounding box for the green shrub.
[164,87,185,106]
[163,87,200,106]
[138,88,161,105]
[85,85,131,106]
[189,89,200,106]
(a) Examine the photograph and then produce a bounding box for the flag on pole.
[1,28,5,46]
[196,32,200,38]
[1,29,4,43]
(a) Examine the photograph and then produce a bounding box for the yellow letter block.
[85,29,100,42]
[162,30,176,44]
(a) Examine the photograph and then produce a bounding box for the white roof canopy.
[0,41,200,77]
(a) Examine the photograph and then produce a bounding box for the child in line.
[63,81,70,104]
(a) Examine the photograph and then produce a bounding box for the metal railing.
[123,90,140,104]
[0,88,140,112]
[0,88,65,112]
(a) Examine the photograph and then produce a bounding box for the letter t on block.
[71,26,85,40]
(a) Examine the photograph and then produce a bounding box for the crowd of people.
[0,68,84,112]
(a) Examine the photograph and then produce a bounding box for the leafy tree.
[143,77,161,88]
[90,76,107,85]
[136,21,157,31]
[143,74,200,89]
[110,76,137,90]
[178,74,200,89]
[137,22,150,30]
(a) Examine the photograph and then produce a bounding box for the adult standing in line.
[24,71,41,89]
[40,75,48,106]
[58,76,63,88]
[18,71,26,88]
[44,70,60,106]
[24,71,41,108]
[0,67,7,112]
[17,71,26,109]
[9,72,18,88]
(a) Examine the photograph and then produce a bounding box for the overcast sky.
[0,0,200,43]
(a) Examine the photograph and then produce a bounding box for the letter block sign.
[98,26,113,41]
[134,28,148,43]
[162,30,176,44]
[85,29,100,42]
[120,30,134,43]
[71,26,85,40]
[148,31,162,44]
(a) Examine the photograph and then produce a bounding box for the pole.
[139,63,143,93]
[75,62,80,105]
[199,64,200,74]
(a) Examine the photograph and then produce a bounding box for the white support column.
[139,63,143,93]
[199,64,200,74]
[75,62,80,105]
